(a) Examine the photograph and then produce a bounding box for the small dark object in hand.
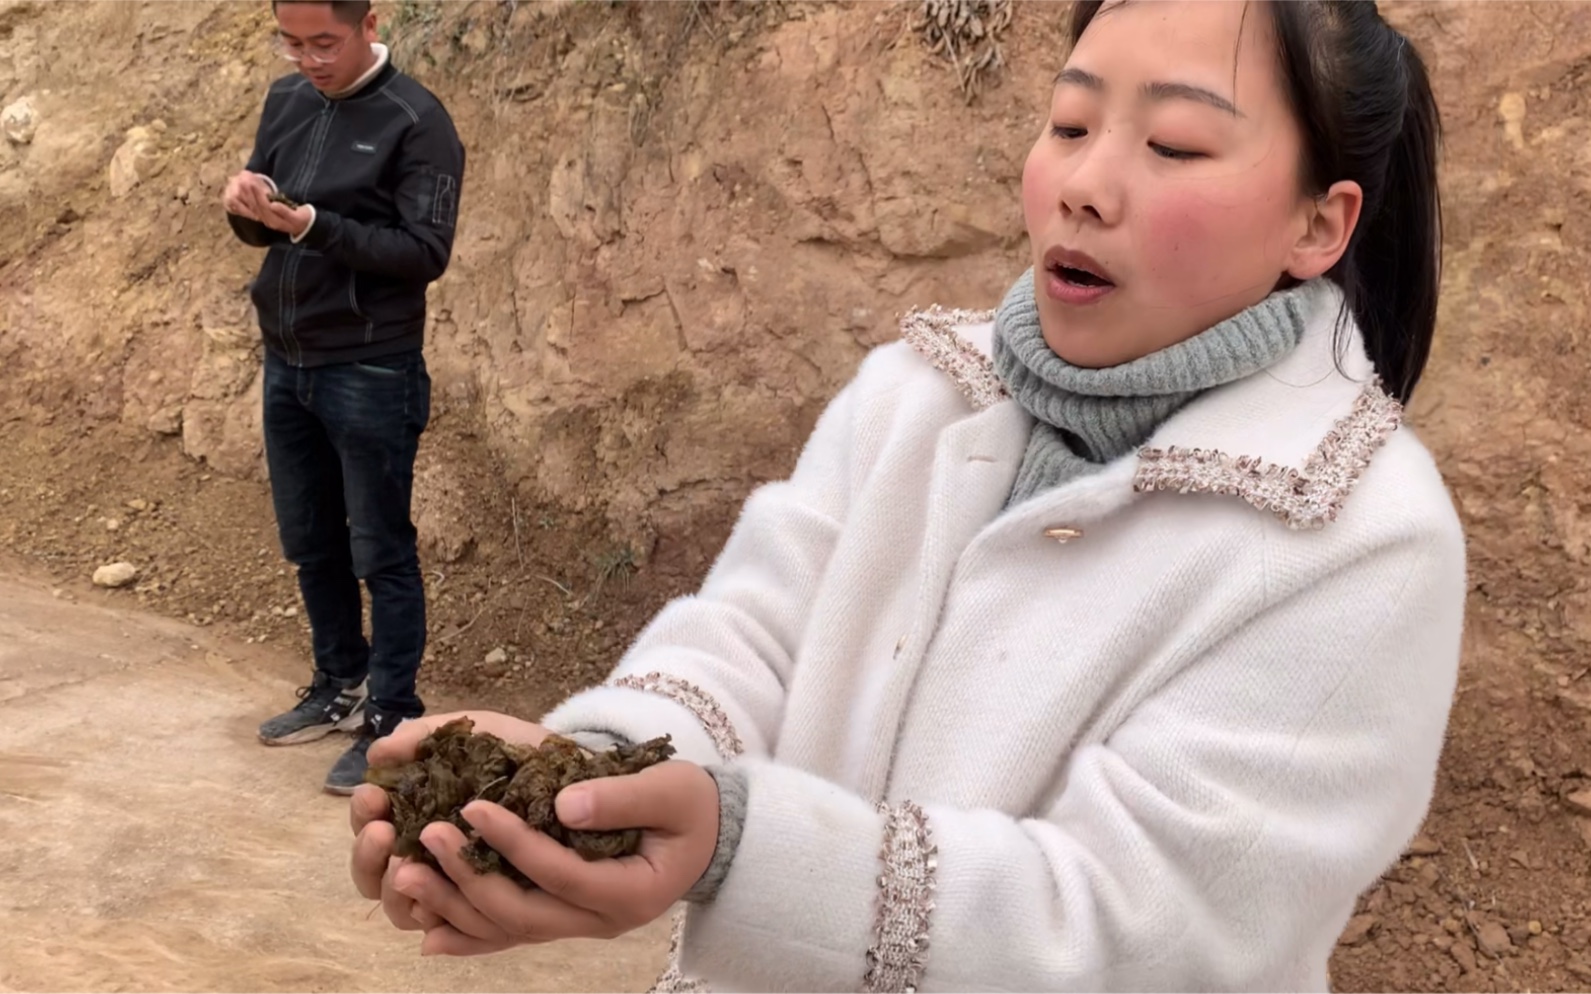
[267,191,301,209]
[364,717,675,887]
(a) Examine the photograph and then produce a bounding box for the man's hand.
[222,170,273,221]
[349,711,555,938]
[401,760,721,956]
[257,198,314,239]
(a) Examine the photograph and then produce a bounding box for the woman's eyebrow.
[1054,66,1105,90]
[1054,67,1244,118]
[1143,80,1243,117]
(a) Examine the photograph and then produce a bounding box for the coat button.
[1043,526,1084,543]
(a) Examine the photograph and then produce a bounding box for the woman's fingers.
[351,819,397,901]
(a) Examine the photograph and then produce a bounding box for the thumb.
[366,716,434,768]
[555,763,689,833]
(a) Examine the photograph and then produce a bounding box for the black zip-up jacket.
[227,60,465,367]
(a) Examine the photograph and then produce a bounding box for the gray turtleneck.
[992,269,1313,506]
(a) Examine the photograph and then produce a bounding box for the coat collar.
[898,281,1405,530]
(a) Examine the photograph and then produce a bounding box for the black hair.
[271,0,372,26]
[1069,1,1443,404]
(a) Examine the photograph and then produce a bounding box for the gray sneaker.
[258,673,367,746]
[324,734,375,796]
[324,709,405,796]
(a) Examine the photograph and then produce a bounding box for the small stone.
[1442,917,1463,935]
[109,125,161,198]
[1565,789,1591,818]
[92,562,139,588]
[283,606,298,618]
[1,97,35,145]
[1529,920,1543,935]
[1339,914,1379,947]
[484,647,509,665]
[145,405,183,436]
[1406,834,1443,856]
[105,518,121,532]
[1509,848,1530,868]
[1475,920,1513,957]
[1432,934,1454,952]
[127,499,149,512]
[1451,941,1478,973]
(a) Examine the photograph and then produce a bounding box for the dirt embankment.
[0,0,1050,711]
[2,1,1590,991]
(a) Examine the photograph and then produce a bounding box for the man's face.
[275,3,377,94]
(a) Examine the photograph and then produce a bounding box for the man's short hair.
[271,0,372,26]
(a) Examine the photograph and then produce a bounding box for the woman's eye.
[1150,142,1203,161]
[1050,125,1087,140]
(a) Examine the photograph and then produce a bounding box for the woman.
[351,2,1466,990]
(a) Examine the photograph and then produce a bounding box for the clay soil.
[1,1,1590,992]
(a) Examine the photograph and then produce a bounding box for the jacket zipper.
[284,100,337,363]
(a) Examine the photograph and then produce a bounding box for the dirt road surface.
[0,569,667,993]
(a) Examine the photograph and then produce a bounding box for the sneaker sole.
[259,708,368,747]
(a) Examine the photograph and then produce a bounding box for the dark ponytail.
[1069,1,1444,403]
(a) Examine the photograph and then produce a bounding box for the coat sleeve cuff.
[290,204,317,243]
[540,683,730,768]
[675,759,884,992]
[297,206,336,249]
[682,764,748,905]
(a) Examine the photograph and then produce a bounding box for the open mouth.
[1054,264,1113,288]
[1041,248,1117,305]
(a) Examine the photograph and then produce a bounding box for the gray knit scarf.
[992,268,1313,506]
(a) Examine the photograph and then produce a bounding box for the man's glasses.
[274,33,351,65]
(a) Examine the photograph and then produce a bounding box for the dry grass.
[910,0,1013,102]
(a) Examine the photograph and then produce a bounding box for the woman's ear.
[1287,180,1363,280]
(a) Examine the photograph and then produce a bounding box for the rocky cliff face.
[0,0,1052,565]
[3,0,1590,649]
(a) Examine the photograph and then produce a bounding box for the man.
[222,0,465,795]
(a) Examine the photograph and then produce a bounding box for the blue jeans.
[262,348,430,722]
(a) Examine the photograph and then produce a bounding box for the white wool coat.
[542,282,1468,993]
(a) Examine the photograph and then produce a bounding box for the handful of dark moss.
[267,191,301,209]
[364,717,675,887]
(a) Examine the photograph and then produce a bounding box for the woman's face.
[1021,0,1321,368]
